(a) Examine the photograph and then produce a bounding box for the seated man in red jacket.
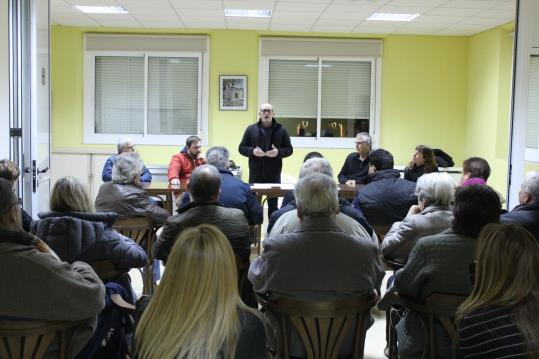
[168,136,206,185]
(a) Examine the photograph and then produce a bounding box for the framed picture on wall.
[220,75,247,111]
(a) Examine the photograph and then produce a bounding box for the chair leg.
[388,308,400,359]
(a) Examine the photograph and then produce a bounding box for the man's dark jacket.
[337,152,370,184]
[353,169,417,227]
[238,118,293,183]
[500,201,539,241]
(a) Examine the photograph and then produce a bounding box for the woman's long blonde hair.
[457,223,539,356]
[134,224,256,359]
[50,176,94,212]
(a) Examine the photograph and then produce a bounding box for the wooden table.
[142,181,187,214]
[250,183,359,201]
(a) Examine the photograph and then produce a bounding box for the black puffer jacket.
[353,169,417,226]
[238,118,293,183]
[500,201,539,241]
[31,211,147,269]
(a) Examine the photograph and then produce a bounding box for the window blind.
[148,57,199,135]
[94,56,144,134]
[527,56,539,149]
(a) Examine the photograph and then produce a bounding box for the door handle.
[37,167,49,174]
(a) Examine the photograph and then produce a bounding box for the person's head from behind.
[206,146,229,170]
[415,172,455,210]
[368,149,393,174]
[303,151,323,163]
[519,171,539,205]
[116,137,134,155]
[452,185,500,238]
[461,157,490,184]
[354,132,372,157]
[0,159,20,188]
[135,224,245,359]
[112,152,144,186]
[188,165,221,202]
[0,178,22,231]
[295,173,338,220]
[410,145,437,172]
[50,176,93,213]
[299,157,334,179]
[458,224,539,353]
[185,136,202,157]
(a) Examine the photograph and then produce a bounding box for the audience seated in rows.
[353,149,417,230]
[31,176,147,270]
[381,172,454,263]
[102,137,152,183]
[154,165,250,264]
[0,159,32,232]
[269,157,374,241]
[136,224,266,359]
[249,172,385,358]
[382,184,501,359]
[460,156,490,186]
[95,152,169,225]
[501,171,539,241]
[338,132,372,185]
[456,223,539,358]
[0,178,105,357]
[403,145,439,183]
[180,146,263,225]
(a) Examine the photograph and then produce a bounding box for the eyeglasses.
[261,109,273,113]
[355,141,369,145]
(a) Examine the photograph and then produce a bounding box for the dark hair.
[303,152,323,163]
[0,160,20,182]
[369,149,394,171]
[452,185,500,238]
[463,157,491,181]
[189,165,221,202]
[0,178,18,215]
[186,136,201,148]
[407,145,437,172]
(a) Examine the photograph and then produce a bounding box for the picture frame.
[219,75,247,111]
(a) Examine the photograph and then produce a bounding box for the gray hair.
[189,165,221,201]
[415,172,455,208]
[299,158,334,179]
[112,152,144,184]
[117,137,133,154]
[521,171,539,199]
[355,132,372,146]
[206,146,230,170]
[294,173,338,218]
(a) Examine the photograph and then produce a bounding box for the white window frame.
[259,55,381,149]
[84,48,209,146]
[525,48,539,162]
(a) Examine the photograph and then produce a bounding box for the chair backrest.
[112,216,155,247]
[256,293,377,359]
[88,259,129,282]
[0,320,87,359]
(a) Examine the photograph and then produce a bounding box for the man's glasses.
[261,109,273,113]
[355,141,369,145]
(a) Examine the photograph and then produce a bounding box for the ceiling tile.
[131,14,179,22]
[441,0,500,9]
[222,1,275,10]
[139,21,184,29]
[178,9,224,17]
[386,0,446,5]
[476,9,514,18]
[413,15,462,24]
[116,0,171,6]
[393,27,442,35]
[171,1,222,10]
[315,18,361,26]
[401,22,450,30]
[426,7,483,17]
[324,4,381,14]
[352,26,396,34]
[311,25,355,32]
[377,5,433,14]
[271,12,321,21]
[270,23,313,31]
[124,7,176,15]
[459,16,508,25]
[494,1,516,11]
[317,12,371,20]
[274,2,327,12]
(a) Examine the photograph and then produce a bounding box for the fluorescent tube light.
[74,6,128,14]
[225,9,272,18]
[366,12,419,22]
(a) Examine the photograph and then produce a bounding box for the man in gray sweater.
[0,178,105,357]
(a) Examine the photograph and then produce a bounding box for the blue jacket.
[102,155,152,183]
[180,169,263,225]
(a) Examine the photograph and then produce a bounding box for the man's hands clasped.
[254,145,279,158]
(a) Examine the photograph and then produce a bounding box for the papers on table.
[251,183,295,190]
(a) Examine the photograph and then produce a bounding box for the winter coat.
[403,164,438,183]
[102,155,152,183]
[337,152,370,184]
[167,147,205,182]
[238,118,293,183]
[31,211,147,269]
[501,201,539,241]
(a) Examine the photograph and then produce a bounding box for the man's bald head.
[188,165,221,202]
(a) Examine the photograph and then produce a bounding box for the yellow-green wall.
[51,25,512,190]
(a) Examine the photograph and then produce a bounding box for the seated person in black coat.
[337,132,372,185]
[0,159,33,232]
[403,145,438,183]
[501,171,539,241]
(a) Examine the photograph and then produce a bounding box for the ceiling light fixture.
[224,9,272,18]
[367,12,419,22]
[74,6,128,14]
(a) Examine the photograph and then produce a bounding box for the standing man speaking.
[239,103,293,219]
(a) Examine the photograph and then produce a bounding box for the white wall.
[0,0,9,159]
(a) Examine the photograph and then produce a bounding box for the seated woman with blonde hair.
[457,223,539,358]
[404,145,438,182]
[134,224,266,359]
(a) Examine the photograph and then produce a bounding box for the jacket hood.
[38,211,118,226]
[180,146,188,153]
[256,118,280,129]
[367,169,401,183]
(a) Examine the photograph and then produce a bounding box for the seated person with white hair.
[249,173,385,358]
[381,172,455,263]
[179,146,263,225]
[95,152,169,225]
[269,157,374,242]
[102,137,152,183]
[501,171,539,241]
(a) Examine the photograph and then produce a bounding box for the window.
[525,54,539,161]
[260,38,382,148]
[84,35,208,145]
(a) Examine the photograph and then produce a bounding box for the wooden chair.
[88,259,129,282]
[256,293,378,359]
[113,216,156,295]
[387,292,467,359]
[0,319,87,359]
